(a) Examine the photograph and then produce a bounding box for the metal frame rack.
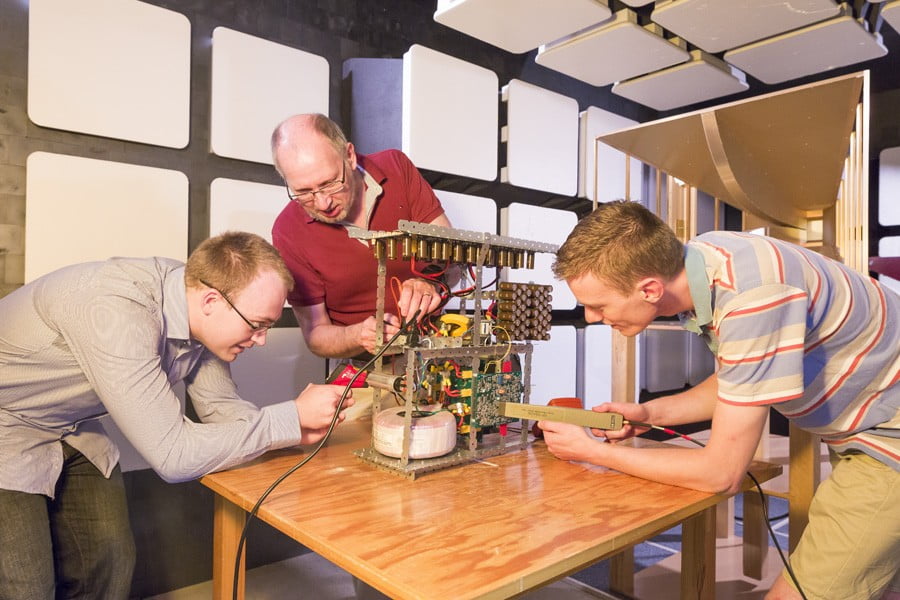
[350,220,558,478]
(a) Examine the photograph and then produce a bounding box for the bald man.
[270,113,451,360]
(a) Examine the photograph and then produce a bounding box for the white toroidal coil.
[373,407,457,459]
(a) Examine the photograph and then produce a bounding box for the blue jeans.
[0,442,136,600]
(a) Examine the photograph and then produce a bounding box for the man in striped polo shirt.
[541,201,899,600]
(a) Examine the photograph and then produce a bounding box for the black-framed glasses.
[200,279,273,333]
[285,162,347,205]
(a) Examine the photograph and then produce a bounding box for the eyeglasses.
[285,162,347,205]
[200,279,273,333]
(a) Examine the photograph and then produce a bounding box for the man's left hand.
[397,278,442,321]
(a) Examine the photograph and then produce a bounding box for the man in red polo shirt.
[270,113,449,359]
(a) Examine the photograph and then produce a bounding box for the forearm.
[588,442,738,494]
[643,373,718,426]
[305,321,365,359]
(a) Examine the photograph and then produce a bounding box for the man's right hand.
[355,313,402,354]
[590,402,651,441]
[293,383,354,444]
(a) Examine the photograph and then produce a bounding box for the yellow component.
[460,388,472,397]
[461,370,473,378]
[439,313,470,337]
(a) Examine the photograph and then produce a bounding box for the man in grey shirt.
[0,231,354,600]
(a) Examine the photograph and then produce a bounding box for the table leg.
[742,490,768,580]
[610,547,635,597]
[213,494,246,600]
[681,505,716,599]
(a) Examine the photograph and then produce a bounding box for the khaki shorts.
[786,451,900,600]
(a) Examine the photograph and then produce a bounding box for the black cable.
[633,424,809,600]
[230,315,418,600]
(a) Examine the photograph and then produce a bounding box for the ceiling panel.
[651,0,841,53]
[724,10,887,84]
[433,0,611,54]
[612,50,749,111]
[535,9,689,87]
[883,0,900,33]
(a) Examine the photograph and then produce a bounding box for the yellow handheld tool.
[499,402,624,430]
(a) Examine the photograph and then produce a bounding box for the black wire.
[230,315,418,600]
[659,430,808,600]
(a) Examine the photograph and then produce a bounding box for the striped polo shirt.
[681,231,900,470]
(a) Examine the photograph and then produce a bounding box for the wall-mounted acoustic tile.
[529,325,577,404]
[25,152,188,282]
[579,106,642,203]
[611,50,749,111]
[536,8,690,87]
[877,237,900,295]
[209,178,288,242]
[724,6,887,85]
[211,27,329,165]
[500,202,576,310]
[342,58,403,155]
[433,0,612,54]
[584,325,643,408]
[402,45,498,181]
[434,189,498,310]
[879,147,900,226]
[651,0,841,53]
[501,80,579,196]
[27,0,190,148]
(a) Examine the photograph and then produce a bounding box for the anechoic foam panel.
[27,0,191,148]
[879,147,900,227]
[579,106,642,203]
[433,0,613,54]
[402,45,498,182]
[434,189,498,310]
[877,237,900,296]
[210,27,329,165]
[502,80,579,196]
[529,326,577,404]
[209,178,290,242]
[500,203,577,310]
[25,152,188,283]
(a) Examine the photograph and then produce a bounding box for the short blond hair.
[185,231,293,296]
[552,201,684,294]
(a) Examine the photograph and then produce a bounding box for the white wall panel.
[210,27,329,164]
[25,152,188,282]
[878,237,900,296]
[402,45,498,181]
[583,325,643,408]
[435,190,498,310]
[579,106,642,203]
[500,203,576,310]
[28,0,191,148]
[209,178,288,242]
[528,325,576,405]
[502,79,579,195]
[879,147,900,226]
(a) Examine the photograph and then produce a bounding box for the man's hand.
[293,383,355,444]
[590,402,651,441]
[397,278,442,322]
[539,421,605,463]
[354,314,402,354]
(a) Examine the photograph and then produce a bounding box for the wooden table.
[201,420,780,600]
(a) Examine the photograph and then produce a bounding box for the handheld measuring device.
[499,402,624,430]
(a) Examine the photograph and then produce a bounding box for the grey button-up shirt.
[0,257,301,497]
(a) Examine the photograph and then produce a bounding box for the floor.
[147,493,790,600]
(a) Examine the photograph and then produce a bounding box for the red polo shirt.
[272,149,444,327]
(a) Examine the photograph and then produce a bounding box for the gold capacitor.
[401,236,412,260]
[452,243,464,263]
[430,240,441,260]
[373,240,384,260]
[527,252,535,269]
[465,245,477,264]
[442,241,451,262]
[385,238,397,261]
